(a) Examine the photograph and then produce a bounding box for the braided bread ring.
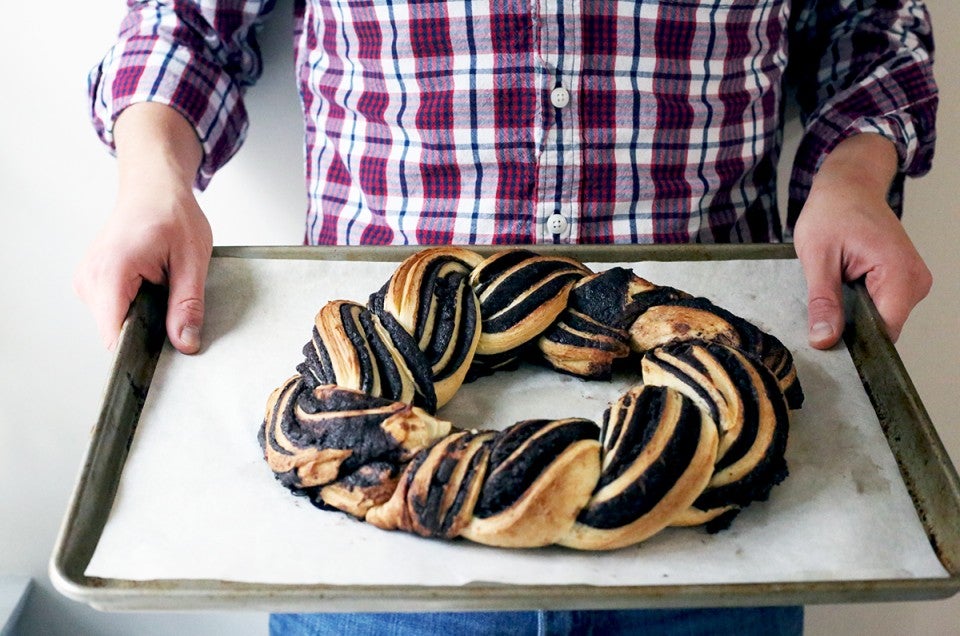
[260,248,802,550]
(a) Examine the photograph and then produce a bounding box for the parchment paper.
[85,256,949,585]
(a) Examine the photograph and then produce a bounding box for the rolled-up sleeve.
[787,0,938,223]
[89,0,277,189]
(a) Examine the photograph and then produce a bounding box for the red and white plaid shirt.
[89,0,937,246]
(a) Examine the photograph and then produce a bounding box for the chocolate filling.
[579,394,704,528]
[480,260,581,318]
[298,326,336,388]
[470,250,536,297]
[359,309,404,402]
[369,291,438,412]
[474,419,599,518]
[427,273,478,383]
[642,350,721,425]
[482,273,580,334]
[694,358,789,511]
[569,268,644,329]
[340,303,377,394]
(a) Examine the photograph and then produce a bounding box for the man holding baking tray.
[74,0,937,634]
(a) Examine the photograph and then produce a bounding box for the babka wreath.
[259,248,804,550]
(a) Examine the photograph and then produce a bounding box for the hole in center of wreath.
[438,364,639,432]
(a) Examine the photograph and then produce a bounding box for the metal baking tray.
[50,244,960,611]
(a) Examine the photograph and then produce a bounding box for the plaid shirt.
[89,0,937,246]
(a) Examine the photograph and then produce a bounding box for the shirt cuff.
[88,39,249,191]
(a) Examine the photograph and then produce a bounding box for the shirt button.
[546,213,568,235]
[550,86,570,109]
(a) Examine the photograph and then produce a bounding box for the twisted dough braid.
[260,248,803,550]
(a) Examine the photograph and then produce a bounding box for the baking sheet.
[82,254,949,587]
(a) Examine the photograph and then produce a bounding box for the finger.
[165,249,209,354]
[799,245,845,350]
[75,261,144,351]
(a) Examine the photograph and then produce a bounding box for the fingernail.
[180,325,201,350]
[810,321,834,342]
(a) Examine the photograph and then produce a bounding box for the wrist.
[810,133,899,203]
[114,102,203,196]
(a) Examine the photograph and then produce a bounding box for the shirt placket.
[536,0,581,244]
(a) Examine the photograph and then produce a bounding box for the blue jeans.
[269,606,803,635]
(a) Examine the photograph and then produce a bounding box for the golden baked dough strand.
[629,295,804,409]
[461,418,602,548]
[376,247,484,408]
[560,385,718,550]
[469,249,591,357]
[641,342,790,530]
[259,377,451,490]
[538,268,656,379]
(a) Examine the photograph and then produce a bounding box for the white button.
[546,213,568,235]
[550,86,570,109]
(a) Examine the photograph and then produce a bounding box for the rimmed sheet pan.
[50,245,960,611]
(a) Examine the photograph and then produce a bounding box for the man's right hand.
[74,103,212,354]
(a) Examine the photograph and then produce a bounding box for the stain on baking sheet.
[851,460,891,495]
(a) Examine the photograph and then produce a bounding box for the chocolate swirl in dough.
[259,248,803,550]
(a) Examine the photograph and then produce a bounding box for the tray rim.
[49,244,960,612]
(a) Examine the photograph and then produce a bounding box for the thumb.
[166,254,209,354]
[800,248,845,350]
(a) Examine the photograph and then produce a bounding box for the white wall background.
[0,1,956,633]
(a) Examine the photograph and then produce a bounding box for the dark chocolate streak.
[414,260,443,344]
[694,354,789,511]
[559,310,624,340]
[543,323,625,352]
[598,387,667,487]
[427,273,478,383]
[359,310,404,402]
[643,350,720,425]
[338,461,398,488]
[579,394,704,529]
[413,439,463,533]
[470,250,536,297]
[298,326,336,389]
[369,290,438,412]
[474,419,599,518]
[409,433,486,537]
[424,274,458,367]
[440,442,491,535]
[630,286,691,315]
[480,259,581,317]
[704,346,760,472]
[340,303,377,394]
[482,273,581,334]
[569,268,642,329]
[265,380,296,456]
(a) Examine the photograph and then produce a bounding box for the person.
[74,0,937,634]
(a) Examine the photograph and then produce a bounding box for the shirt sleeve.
[88,0,278,189]
[786,0,938,225]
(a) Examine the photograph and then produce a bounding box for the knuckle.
[807,294,840,314]
[172,296,205,321]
